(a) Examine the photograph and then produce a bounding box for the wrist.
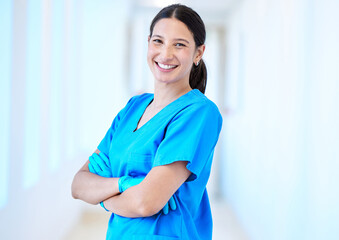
[100,201,109,212]
[118,176,130,193]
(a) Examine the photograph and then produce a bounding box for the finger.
[168,196,177,211]
[99,152,110,167]
[162,202,169,215]
[89,155,102,172]
[88,162,96,174]
[93,153,109,170]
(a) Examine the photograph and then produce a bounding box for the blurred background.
[1,0,338,239]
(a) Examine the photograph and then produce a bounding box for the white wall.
[0,0,132,239]
[221,0,339,239]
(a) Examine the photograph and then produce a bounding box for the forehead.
[152,18,194,40]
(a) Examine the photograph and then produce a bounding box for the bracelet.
[100,201,109,212]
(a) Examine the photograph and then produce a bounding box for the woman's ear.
[148,35,151,42]
[194,44,205,64]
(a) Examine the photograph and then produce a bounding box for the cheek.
[147,48,157,70]
[147,46,156,62]
[180,50,195,65]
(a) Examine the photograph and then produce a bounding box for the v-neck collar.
[133,97,154,132]
[133,89,199,133]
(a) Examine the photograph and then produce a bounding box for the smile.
[156,62,178,71]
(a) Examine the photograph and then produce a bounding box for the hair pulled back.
[149,4,207,94]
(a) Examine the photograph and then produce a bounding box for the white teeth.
[158,62,176,69]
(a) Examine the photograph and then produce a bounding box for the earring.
[195,60,200,66]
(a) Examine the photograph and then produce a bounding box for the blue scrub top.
[98,89,223,240]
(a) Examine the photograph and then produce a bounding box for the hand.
[161,196,176,214]
[118,175,144,193]
[118,175,177,214]
[88,152,112,178]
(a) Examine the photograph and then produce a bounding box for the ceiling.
[136,0,235,11]
[134,0,238,21]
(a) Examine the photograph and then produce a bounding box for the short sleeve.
[97,96,135,156]
[153,102,223,181]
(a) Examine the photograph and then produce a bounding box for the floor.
[63,199,249,240]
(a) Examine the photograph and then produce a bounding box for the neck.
[152,81,192,109]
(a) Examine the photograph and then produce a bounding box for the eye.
[152,39,162,44]
[175,43,186,47]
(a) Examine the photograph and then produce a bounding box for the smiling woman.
[147,18,205,88]
[72,4,223,240]
[148,4,207,94]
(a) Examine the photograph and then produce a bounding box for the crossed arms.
[71,149,190,218]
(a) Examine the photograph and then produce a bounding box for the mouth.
[155,62,178,71]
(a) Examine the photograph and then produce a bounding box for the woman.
[72,4,223,240]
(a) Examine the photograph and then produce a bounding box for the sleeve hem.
[153,156,198,182]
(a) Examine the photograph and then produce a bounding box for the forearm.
[71,165,120,205]
[102,162,190,218]
[103,185,161,218]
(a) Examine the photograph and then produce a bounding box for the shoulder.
[125,92,153,107]
[170,89,223,130]
[132,92,153,101]
[115,93,153,119]
[185,89,222,120]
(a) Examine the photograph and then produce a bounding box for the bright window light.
[0,0,12,208]
[23,0,42,189]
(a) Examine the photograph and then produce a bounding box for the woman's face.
[147,18,204,87]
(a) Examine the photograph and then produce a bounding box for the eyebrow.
[152,34,190,44]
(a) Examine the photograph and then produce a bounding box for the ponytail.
[189,59,207,94]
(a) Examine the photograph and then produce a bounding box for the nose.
[160,45,174,60]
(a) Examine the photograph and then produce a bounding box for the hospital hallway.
[1,0,339,240]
